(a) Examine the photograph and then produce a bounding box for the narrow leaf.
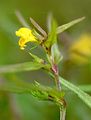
[30,17,47,38]
[29,52,44,63]
[0,62,48,73]
[59,76,91,108]
[0,86,31,94]
[0,82,64,106]
[51,43,63,64]
[15,10,30,28]
[44,18,57,48]
[57,17,85,34]
[78,85,91,92]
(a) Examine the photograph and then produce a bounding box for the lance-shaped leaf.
[0,61,50,73]
[15,10,30,28]
[30,17,47,38]
[0,81,65,106]
[51,43,63,64]
[78,85,91,92]
[44,18,57,49]
[57,17,85,34]
[59,76,91,108]
[29,52,44,63]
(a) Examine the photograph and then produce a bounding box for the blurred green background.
[0,0,91,120]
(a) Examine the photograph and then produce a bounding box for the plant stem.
[60,108,66,120]
[52,64,66,120]
[51,64,61,90]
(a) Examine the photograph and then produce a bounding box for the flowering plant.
[0,13,91,120]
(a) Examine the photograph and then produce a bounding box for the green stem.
[51,63,66,120]
[60,108,66,120]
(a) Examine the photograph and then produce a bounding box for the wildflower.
[16,28,37,49]
[69,34,91,64]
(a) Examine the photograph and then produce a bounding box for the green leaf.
[51,43,63,64]
[15,10,30,28]
[57,17,85,34]
[78,85,91,92]
[44,18,57,49]
[0,85,31,94]
[0,81,65,106]
[30,17,47,38]
[29,52,44,63]
[0,61,50,73]
[59,76,91,108]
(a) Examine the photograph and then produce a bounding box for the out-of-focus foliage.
[0,0,91,120]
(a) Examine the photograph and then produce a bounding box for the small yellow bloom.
[69,34,91,64]
[16,28,37,49]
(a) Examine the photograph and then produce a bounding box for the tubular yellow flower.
[16,28,37,49]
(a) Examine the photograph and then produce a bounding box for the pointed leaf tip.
[57,16,85,34]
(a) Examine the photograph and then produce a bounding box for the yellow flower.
[69,34,91,64]
[16,28,37,49]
